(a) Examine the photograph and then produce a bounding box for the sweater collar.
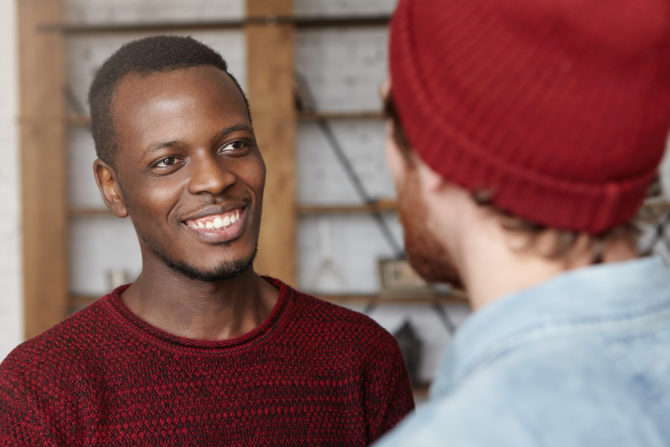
[103,276,293,353]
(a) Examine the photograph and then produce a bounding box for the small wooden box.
[378,257,433,296]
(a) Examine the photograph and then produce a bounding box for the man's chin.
[159,247,258,283]
[177,261,254,282]
[406,249,463,289]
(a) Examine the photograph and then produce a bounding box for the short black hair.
[88,35,249,167]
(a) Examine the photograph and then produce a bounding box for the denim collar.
[431,256,670,399]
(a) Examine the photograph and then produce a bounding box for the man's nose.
[187,151,236,196]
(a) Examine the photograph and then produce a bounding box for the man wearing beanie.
[376,0,670,445]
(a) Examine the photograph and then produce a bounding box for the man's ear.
[93,159,128,218]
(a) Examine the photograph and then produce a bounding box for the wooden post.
[245,0,297,285]
[18,0,68,339]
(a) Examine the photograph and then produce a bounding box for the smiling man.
[0,36,413,445]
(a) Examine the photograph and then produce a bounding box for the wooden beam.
[39,15,391,34]
[317,292,469,306]
[67,201,397,218]
[68,207,114,218]
[298,200,397,215]
[67,110,384,126]
[18,0,68,339]
[298,110,384,121]
[246,0,297,284]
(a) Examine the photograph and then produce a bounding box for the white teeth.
[190,209,242,231]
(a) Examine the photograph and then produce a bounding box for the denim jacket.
[376,257,670,446]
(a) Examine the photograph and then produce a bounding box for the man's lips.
[182,202,247,222]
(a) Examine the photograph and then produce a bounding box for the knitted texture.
[390,0,670,233]
[0,278,414,446]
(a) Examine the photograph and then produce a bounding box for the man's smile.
[183,206,248,243]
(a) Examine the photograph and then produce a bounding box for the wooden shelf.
[642,196,670,208]
[313,291,468,306]
[67,115,90,126]
[69,207,113,218]
[68,111,384,127]
[412,384,430,400]
[637,197,670,223]
[70,202,397,218]
[70,294,99,311]
[298,110,383,121]
[298,200,396,215]
[41,15,391,34]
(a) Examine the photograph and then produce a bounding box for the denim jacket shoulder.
[376,257,670,447]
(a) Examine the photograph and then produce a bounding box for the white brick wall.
[0,0,22,360]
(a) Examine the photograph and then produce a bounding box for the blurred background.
[2,0,669,402]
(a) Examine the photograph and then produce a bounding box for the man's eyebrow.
[146,139,183,152]
[210,124,254,143]
[144,124,253,153]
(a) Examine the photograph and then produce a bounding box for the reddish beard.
[397,167,463,288]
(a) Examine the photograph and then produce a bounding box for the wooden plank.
[40,15,390,34]
[67,114,91,126]
[70,295,101,313]
[18,0,68,339]
[298,200,397,215]
[246,0,297,284]
[68,110,384,126]
[318,292,468,306]
[69,207,114,218]
[69,201,396,218]
[298,110,383,121]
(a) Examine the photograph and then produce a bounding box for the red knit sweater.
[0,278,414,446]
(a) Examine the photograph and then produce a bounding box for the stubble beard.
[143,235,257,282]
[398,169,463,288]
[162,245,257,282]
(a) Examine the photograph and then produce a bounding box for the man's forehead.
[110,66,247,118]
[114,66,229,95]
[108,66,250,159]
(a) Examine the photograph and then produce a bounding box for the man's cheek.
[385,132,406,189]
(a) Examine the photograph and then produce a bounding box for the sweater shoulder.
[0,297,112,378]
[291,287,384,328]
[283,284,401,355]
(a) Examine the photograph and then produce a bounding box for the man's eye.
[154,156,178,168]
[219,140,250,153]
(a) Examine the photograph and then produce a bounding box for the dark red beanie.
[390,0,670,233]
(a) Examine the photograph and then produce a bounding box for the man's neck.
[459,225,638,311]
[120,267,279,341]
